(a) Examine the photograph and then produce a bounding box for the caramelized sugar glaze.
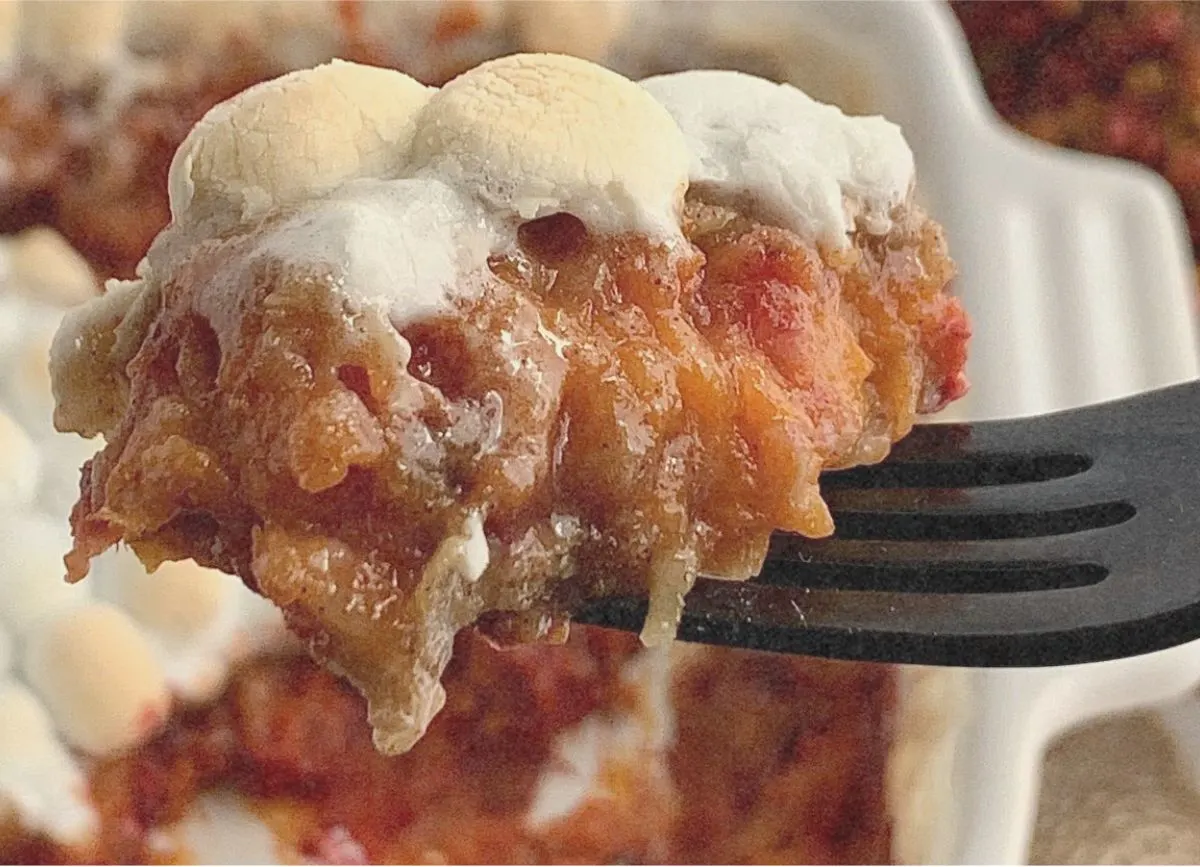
[65,195,966,753]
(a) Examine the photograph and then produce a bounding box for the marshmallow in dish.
[0,228,288,847]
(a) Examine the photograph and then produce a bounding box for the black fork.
[575,379,1200,667]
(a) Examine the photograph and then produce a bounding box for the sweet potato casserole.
[0,3,970,864]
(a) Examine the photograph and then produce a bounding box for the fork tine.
[869,417,1077,462]
[767,530,1124,568]
[821,482,1135,542]
[692,582,1095,638]
[758,532,1116,594]
[822,419,1093,491]
[822,471,1118,517]
[753,554,1107,594]
[678,579,1200,666]
[575,576,1200,667]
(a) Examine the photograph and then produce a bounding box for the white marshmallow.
[0,515,87,636]
[0,679,96,844]
[21,603,171,756]
[161,54,695,331]
[100,552,233,640]
[94,551,246,703]
[641,70,914,245]
[16,0,127,80]
[255,177,498,329]
[150,54,695,338]
[226,588,292,663]
[510,0,631,63]
[0,309,61,432]
[0,624,11,675]
[0,409,40,510]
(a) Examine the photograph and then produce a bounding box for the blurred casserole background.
[0,1,1199,864]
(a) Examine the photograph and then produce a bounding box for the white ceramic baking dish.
[760,3,1200,864]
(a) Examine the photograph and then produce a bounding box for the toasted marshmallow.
[411,53,689,234]
[22,603,171,756]
[147,54,912,329]
[1,311,59,432]
[169,60,433,228]
[153,54,695,334]
[0,409,40,510]
[0,3,18,71]
[0,679,96,844]
[102,554,233,640]
[168,53,693,239]
[93,550,247,703]
[16,1,127,81]
[510,1,631,63]
[124,0,341,68]
[5,229,98,308]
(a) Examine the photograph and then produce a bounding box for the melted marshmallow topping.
[133,53,913,342]
[147,54,692,333]
[256,178,499,331]
[641,70,914,244]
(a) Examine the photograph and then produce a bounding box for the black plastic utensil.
[575,379,1200,667]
